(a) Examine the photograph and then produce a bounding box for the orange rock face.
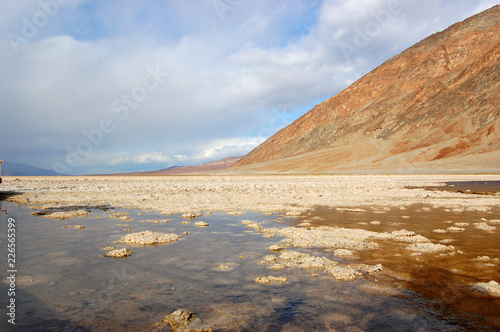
[234,6,500,173]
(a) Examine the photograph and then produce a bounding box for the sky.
[0,0,498,175]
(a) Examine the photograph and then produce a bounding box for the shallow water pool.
[1,200,499,331]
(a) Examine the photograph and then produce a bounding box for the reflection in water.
[0,201,498,331]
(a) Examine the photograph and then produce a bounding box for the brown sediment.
[307,205,500,330]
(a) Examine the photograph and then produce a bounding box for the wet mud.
[408,180,500,196]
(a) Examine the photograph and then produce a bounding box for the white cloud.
[110,152,171,165]
[195,136,267,160]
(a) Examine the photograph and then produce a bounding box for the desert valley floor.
[1,174,499,331]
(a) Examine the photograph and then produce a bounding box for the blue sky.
[0,0,498,174]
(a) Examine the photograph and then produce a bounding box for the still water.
[0,199,499,331]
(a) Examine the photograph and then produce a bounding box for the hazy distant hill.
[1,161,62,176]
[124,156,242,175]
[233,5,500,174]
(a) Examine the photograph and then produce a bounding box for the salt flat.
[2,174,499,214]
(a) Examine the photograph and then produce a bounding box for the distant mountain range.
[0,157,243,177]
[122,156,242,175]
[1,161,62,176]
[232,5,500,174]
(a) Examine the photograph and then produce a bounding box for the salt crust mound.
[285,211,303,217]
[474,222,496,231]
[41,209,90,220]
[226,211,246,215]
[182,212,202,219]
[244,220,455,281]
[120,230,181,246]
[254,276,288,285]
[260,250,383,281]
[471,280,500,297]
[103,248,132,258]
[334,249,355,257]
[241,221,442,252]
[406,242,455,253]
[162,308,214,332]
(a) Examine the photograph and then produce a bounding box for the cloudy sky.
[0,0,497,174]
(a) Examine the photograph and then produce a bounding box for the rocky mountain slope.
[233,5,500,174]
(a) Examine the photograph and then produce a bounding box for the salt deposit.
[241,218,450,262]
[471,281,500,297]
[474,223,496,231]
[226,211,246,215]
[182,212,202,219]
[120,230,181,246]
[161,308,214,332]
[5,175,497,219]
[285,211,303,217]
[474,256,491,261]
[103,248,132,258]
[447,226,466,232]
[216,263,236,271]
[406,243,455,253]
[35,209,90,220]
[260,250,383,281]
[254,276,288,285]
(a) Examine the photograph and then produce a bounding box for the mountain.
[124,156,242,175]
[1,161,62,176]
[233,6,500,174]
